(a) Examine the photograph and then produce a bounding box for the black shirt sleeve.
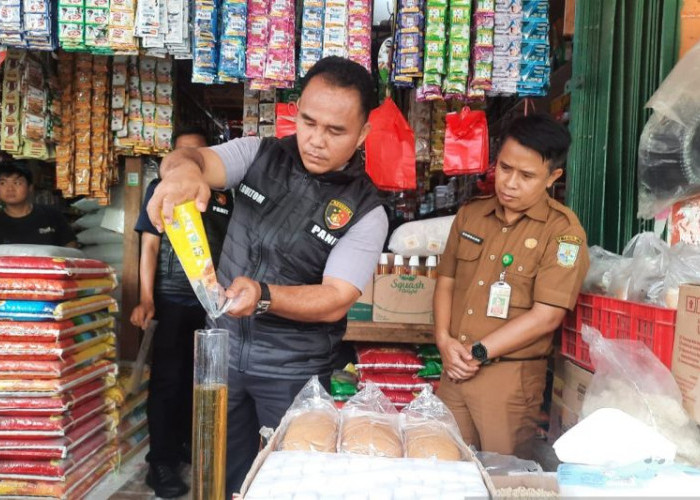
[134,179,161,236]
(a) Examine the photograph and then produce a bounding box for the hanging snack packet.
[163,201,230,319]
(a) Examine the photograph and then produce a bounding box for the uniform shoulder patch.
[556,235,581,268]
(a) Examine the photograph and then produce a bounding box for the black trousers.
[146,298,206,466]
[225,370,331,498]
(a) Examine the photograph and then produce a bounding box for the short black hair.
[500,114,572,172]
[300,57,375,122]
[0,162,32,185]
[173,125,208,144]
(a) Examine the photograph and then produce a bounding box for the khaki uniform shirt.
[437,195,590,358]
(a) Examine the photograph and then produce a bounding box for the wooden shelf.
[344,321,435,344]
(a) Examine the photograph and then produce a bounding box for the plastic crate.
[561,293,676,371]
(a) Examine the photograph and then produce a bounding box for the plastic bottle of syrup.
[408,255,423,276]
[425,255,438,279]
[377,253,391,275]
[393,255,407,275]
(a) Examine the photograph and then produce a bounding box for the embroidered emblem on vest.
[324,199,354,230]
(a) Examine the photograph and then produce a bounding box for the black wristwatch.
[254,282,271,315]
[471,342,491,365]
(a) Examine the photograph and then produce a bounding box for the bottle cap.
[393,255,405,266]
[425,255,437,267]
[379,253,389,265]
[408,255,420,266]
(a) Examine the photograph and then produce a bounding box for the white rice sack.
[77,227,124,245]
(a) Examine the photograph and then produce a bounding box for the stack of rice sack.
[243,379,489,498]
[355,344,443,409]
[0,256,120,499]
[105,361,150,464]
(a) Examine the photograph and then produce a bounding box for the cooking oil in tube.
[192,329,228,500]
[163,201,227,318]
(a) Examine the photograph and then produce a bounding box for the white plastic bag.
[582,246,625,295]
[638,43,700,219]
[388,215,455,257]
[77,227,124,245]
[650,243,700,308]
[609,233,668,302]
[581,325,700,466]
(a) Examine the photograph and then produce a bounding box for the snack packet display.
[490,0,522,95]
[277,376,339,453]
[517,0,550,96]
[401,387,470,460]
[163,201,230,319]
[339,381,403,458]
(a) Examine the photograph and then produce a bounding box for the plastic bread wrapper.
[163,201,232,319]
[400,386,471,460]
[276,375,339,452]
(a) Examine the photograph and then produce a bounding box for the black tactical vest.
[213,135,382,378]
[154,183,233,298]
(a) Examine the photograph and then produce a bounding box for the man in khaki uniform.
[434,114,589,457]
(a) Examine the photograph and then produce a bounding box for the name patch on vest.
[238,183,268,206]
[307,222,339,247]
[460,231,483,245]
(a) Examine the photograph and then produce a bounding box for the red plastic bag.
[355,345,424,374]
[275,102,297,138]
[443,107,489,175]
[365,98,417,191]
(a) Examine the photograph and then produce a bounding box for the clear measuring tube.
[192,329,229,500]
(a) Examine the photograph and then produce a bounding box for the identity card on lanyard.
[487,253,513,319]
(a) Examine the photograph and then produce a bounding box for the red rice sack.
[0,360,117,397]
[355,345,425,374]
[0,342,115,379]
[0,329,114,361]
[381,389,419,409]
[0,416,116,459]
[0,256,114,280]
[0,277,117,301]
[0,312,115,342]
[0,441,118,498]
[0,430,112,480]
[358,373,431,392]
[0,378,113,415]
[0,396,110,437]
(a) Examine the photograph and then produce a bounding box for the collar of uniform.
[482,195,550,224]
[279,134,364,184]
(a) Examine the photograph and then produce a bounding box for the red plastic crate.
[561,293,676,371]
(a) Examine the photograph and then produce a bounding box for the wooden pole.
[120,156,143,361]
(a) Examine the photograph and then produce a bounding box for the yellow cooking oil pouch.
[163,201,230,318]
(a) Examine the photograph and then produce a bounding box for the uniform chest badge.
[214,192,227,206]
[325,199,354,230]
[524,238,538,249]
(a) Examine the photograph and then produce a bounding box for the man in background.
[130,126,233,498]
[0,163,77,247]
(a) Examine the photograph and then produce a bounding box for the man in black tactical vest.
[147,57,389,497]
[131,127,233,498]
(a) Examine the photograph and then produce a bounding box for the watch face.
[472,343,487,361]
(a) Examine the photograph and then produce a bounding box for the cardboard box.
[372,273,435,324]
[347,278,374,322]
[548,394,581,443]
[548,356,593,442]
[561,359,593,416]
[672,284,700,425]
[238,422,498,498]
